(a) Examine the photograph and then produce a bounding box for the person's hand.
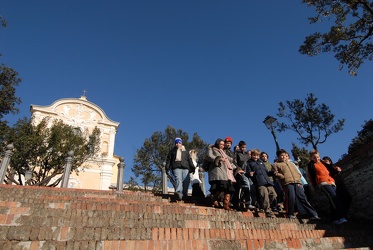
[237,170,245,175]
[335,166,342,173]
[249,171,254,177]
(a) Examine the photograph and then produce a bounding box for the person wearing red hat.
[224,137,234,159]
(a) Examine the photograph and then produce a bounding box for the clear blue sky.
[2,1,373,184]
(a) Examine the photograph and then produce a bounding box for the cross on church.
[82,89,88,97]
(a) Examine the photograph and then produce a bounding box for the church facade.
[30,95,120,190]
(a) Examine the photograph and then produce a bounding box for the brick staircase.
[0,185,372,250]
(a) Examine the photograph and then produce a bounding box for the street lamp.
[263,115,280,152]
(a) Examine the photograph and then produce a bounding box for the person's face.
[277,153,287,162]
[239,144,247,152]
[218,141,225,150]
[260,154,268,162]
[311,153,320,163]
[251,153,260,161]
[224,141,232,149]
[285,153,290,161]
[176,142,182,148]
[247,150,251,156]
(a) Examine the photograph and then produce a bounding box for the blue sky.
[2,1,373,184]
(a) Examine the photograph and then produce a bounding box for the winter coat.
[247,159,274,187]
[206,145,236,183]
[307,160,339,187]
[234,150,250,172]
[165,146,195,172]
[273,160,302,186]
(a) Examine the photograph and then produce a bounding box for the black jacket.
[247,159,274,187]
[165,147,195,172]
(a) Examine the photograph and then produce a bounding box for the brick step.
[0,237,371,250]
[1,224,371,243]
[0,185,163,203]
[3,202,369,233]
[2,198,373,234]
[1,185,373,249]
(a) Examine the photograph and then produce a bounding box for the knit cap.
[174,138,182,145]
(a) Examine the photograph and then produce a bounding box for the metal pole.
[162,164,168,196]
[0,144,14,184]
[61,151,74,188]
[270,127,280,152]
[116,157,125,192]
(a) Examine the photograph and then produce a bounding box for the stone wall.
[337,141,373,223]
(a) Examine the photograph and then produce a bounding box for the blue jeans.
[172,168,190,198]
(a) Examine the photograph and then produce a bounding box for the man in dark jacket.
[165,138,195,200]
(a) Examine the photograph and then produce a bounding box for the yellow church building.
[30,95,120,190]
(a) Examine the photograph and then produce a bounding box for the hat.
[225,136,233,143]
[174,138,182,145]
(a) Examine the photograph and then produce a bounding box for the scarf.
[213,147,236,183]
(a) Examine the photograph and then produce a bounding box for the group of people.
[165,137,348,225]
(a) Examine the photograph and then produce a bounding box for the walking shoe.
[247,205,256,210]
[271,207,279,212]
[339,218,348,224]
[266,212,275,218]
[309,216,321,221]
[175,192,182,201]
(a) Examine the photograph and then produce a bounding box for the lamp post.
[263,115,280,152]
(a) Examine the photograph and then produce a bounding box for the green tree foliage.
[0,16,22,141]
[348,119,373,154]
[132,125,208,192]
[0,16,7,28]
[300,0,373,76]
[0,65,22,120]
[3,117,101,186]
[290,143,310,171]
[277,93,345,150]
[124,177,142,191]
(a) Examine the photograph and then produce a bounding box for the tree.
[348,119,373,154]
[3,117,101,186]
[132,125,208,192]
[0,16,7,28]
[0,16,22,142]
[290,143,310,171]
[0,65,22,120]
[300,0,373,76]
[277,93,345,150]
[124,177,142,191]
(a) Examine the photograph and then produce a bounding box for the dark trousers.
[273,179,284,204]
[320,184,345,220]
[285,183,318,217]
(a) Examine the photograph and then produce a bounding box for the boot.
[212,192,222,208]
[223,193,232,211]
